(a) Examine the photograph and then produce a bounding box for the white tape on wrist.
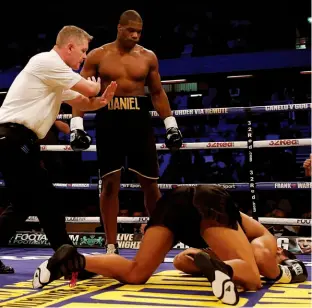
[70,117,84,131]
[164,116,178,130]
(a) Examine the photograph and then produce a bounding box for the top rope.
[57,102,311,120]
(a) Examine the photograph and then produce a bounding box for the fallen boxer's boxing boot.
[33,244,85,289]
[0,260,14,274]
[194,251,239,306]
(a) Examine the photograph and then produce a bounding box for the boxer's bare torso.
[81,42,155,96]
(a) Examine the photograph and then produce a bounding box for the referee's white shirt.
[0,49,82,139]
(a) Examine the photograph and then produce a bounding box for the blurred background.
[0,2,310,241]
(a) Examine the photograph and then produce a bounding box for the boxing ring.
[0,102,311,307]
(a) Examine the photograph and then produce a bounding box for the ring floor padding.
[0,248,311,307]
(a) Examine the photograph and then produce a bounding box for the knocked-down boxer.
[32,185,307,306]
[173,211,307,285]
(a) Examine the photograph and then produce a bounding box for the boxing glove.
[276,259,308,283]
[70,117,92,151]
[164,116,183,151]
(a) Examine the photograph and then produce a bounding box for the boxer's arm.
[173,248,204,275]
[240,212,269,240]
[173,247,220,275]
[146,51,182,150]
[239,211,280,278]
[146,51,172,120]
[240,212,277,255]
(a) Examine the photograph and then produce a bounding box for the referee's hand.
[303,154,311,177]
[87,76,101,95]
[88,81,117,111]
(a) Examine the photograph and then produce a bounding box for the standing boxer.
[0,25,117,273]
[70,10,183,254]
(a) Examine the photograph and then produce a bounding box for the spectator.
[297,211,311,237]
[266,206,297,237]
[296,237,312,254]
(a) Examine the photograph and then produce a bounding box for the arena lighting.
[161,79,187,84]
[190,94,202,97]
[226,74,253,79]
[300,71,311,74]
[0,92,7,94]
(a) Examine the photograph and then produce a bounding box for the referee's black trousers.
[0,123,73,251]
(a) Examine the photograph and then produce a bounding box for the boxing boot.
[194,251,239,306]
[33,244,85,289]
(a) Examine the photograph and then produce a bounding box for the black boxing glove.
[276,259,308,283]
[70,117,92,151]
[164,116,183,151]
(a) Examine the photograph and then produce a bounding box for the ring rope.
[56,102,311,120]
[39,138,311,152]
[0,181,310,190]
[24,215,311,226]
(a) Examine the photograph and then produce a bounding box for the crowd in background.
[0,4,310,70]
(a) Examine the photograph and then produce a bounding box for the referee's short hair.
[56,25,93,46]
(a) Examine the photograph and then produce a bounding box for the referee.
[0,25,117,273]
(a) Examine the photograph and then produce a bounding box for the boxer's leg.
[238,212,280,279]
[96,113,124,252]
[251,234,280,279]
[100,171,122,248]
[137,176,161,216]
[128,117,161,216]
[200,221,262,290]
[195,222,260,306]
[84,226,173,283]
[85,187,192,282]
[192,184,261,305]
[33,186,195,288]
[34,225,174,288]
